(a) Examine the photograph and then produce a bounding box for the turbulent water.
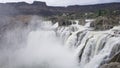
[56,21,120,68]
[0,19,120,68]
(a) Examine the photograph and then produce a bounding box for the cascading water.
[57,20,120,68]
[0,19,120,68]
[0,21,79,68]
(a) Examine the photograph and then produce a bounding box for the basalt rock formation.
[100,62,120,68]
[0,1,120,16]
[90,16,120,30]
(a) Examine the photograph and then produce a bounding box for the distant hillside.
[0,1,120,16]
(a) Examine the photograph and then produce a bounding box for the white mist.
[3,21,79,68]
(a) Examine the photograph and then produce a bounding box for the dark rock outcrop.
[100,51,120,68]
[31,1,46,7]
[90,17,120,30]
[100,62,120,68]
[109,51,120,63]
[58,19,72,26]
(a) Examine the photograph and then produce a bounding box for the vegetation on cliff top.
[48,9,120,30]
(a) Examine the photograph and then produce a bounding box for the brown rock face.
[100,62,120,68]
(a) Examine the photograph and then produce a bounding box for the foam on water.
[0,19,120,68]
[1,21,79,68]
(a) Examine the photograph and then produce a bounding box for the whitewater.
[0,19,120,68]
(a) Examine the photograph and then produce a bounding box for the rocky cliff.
[0,1,120,16]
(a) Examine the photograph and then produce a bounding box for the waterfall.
[57,22,120,68]
[0,20,120,68]
[0,21,79,68]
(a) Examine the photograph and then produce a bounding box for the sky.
[0,0,120,6]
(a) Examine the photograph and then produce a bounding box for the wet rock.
[109,51,120,63]
[78,19,86,25]
[100,62,120,68]
[100,51,120,68]
[58,19,72,26]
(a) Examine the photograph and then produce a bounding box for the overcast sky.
[0,0,120,6]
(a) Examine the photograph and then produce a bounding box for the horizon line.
[0,1,120,7]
